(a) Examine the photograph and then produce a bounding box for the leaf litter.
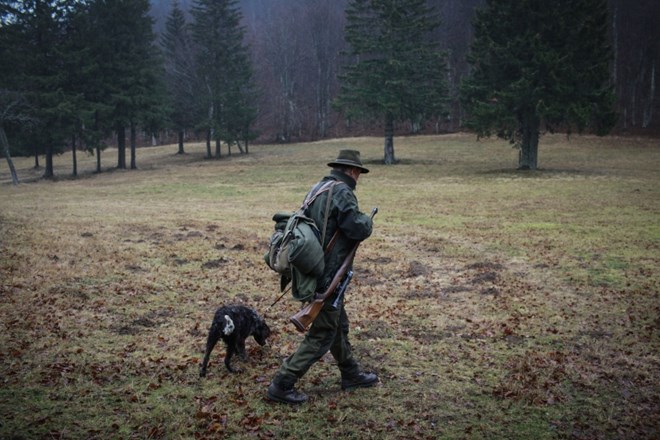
[0,134,658,438]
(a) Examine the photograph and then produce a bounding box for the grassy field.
[0,134,658,439]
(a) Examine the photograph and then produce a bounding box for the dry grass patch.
[1,134,659,439]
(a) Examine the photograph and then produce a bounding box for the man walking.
[267,150,379,404]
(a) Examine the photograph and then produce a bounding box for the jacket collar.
[329,169,356,189]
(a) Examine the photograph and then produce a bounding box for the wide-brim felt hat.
[327,149,370,173]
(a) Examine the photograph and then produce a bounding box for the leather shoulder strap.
[301,180,340,210]
[300,180,344,250]
[320,182,335,246]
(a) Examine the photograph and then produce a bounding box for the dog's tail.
[222,315,235,335]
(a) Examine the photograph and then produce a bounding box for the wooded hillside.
[150,0,659,139]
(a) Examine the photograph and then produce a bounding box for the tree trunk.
[72,133,77,177]
[643,61,655,128]
[44,141,54,179]
[383,114,395,165]
[236,140,245,154]
[177,130,185,154]
[518,111,540,170]
[95,146,102,173]
[215,138,221,158]
[117,125,126,169]
[0,126,19,185]
[33,144,40,169]
[244,124,250,154]
[130,122,137,169]
[94,111,101,173]
[316,64,329,138]
[205,129,212,159]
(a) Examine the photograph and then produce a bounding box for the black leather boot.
[267,380,308,405]
[341,371,379,391]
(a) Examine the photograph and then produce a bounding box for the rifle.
[289,207,377,333]
[331,270,353,309]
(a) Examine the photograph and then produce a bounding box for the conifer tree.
[161,0,198,155]
[335,0,448,165]
[461,0,617,170]
[59,1,96,177]
[191,0,257,158]
[4,0,80,178]
[87,0,164,170]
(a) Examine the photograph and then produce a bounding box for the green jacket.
[305,170,373,291]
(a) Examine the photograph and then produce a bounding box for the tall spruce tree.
[335,0,448,165]
[7,0,81,178]
[70,0,112,173]
[222,50,258,154]
[191,0,257,158]
[87,0,164,170]
[461,0,617,170]
[59,0,95,177]
[162,1,198,155]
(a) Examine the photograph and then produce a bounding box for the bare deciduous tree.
[0,90,36,185]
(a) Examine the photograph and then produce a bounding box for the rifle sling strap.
[324,230,340,255]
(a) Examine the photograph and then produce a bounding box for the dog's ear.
[222,315,235,335]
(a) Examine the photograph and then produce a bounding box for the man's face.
[349,167,362,181]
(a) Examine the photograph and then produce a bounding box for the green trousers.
[275,302,360,386]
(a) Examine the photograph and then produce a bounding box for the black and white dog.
[199,305,271,376]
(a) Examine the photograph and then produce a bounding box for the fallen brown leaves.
[1,135,659,438]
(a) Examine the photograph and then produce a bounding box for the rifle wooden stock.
[289,207,378,333]
[288,298,324,333]
[289,246,358,333]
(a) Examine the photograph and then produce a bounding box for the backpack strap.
[301,180,337,210]
[300,179,344,251]
[320,182,335,246]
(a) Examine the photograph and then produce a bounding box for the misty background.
[149,0,659,142]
